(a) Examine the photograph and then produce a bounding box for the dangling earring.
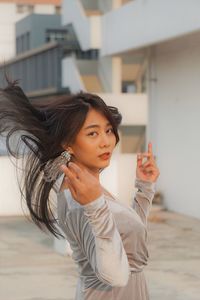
[43,149,72,182]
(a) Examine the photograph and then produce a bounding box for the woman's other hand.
[60,162,103,205]
[136,142,160,183]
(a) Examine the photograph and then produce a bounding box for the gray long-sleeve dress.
[56,177,156,300]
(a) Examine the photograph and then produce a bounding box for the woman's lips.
[98,152,111,160]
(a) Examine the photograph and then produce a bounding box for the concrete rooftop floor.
[1,208,200,300]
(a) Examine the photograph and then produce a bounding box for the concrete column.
[136,79,142,93]
[98,56,122,93]
[112,56,122,93]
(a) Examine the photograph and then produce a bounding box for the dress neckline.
[101,186,136,213]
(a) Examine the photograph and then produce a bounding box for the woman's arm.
[83,195,130,286]
[57,162,130,287]
[132,142,159,225]
[59,193,130,287]
[131,178,156,225]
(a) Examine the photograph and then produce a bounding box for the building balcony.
[101,0,200,55]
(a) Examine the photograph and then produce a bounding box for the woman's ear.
[61,142,74,155]
[66,147,74,157]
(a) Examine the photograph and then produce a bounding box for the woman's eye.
[107,128,114,133]
[88,131,97,136]
[87,128,113,137]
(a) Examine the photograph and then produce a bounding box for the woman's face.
[69,108,117,174]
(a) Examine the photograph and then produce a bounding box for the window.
[55,6,61,15]
[46,29,69,43]
[16,32,30,54]
[16,37,20,55]
[16,4,34,14]
[122,81,136,93]
[25,32,30,51]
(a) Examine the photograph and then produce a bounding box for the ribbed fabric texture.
[56,177,156,299]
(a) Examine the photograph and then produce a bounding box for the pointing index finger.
[148,142,153,155]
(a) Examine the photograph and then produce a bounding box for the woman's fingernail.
[60,165,67,171]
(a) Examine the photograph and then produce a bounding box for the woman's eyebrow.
[84,122,111,130]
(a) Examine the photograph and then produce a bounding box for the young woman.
[0,81,160,300]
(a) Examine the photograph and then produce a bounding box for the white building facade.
[61,0,200,220]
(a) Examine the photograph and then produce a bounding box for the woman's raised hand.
[60,162,103,205]
[136,142,160,183]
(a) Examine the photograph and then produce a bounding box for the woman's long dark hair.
[0,80,122,238]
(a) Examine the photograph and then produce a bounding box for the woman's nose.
[99,133,110,147]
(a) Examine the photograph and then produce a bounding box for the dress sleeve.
[64,194,130,287]
[131,178,156,226]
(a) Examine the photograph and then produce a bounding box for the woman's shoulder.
[58,188,83,212]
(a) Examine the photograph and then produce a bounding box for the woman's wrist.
[135,178,156,200]
[82,193,105,208]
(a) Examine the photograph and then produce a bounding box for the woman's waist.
[78,264,144,284]
[127,250,149,271]
[129,266,144,274]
